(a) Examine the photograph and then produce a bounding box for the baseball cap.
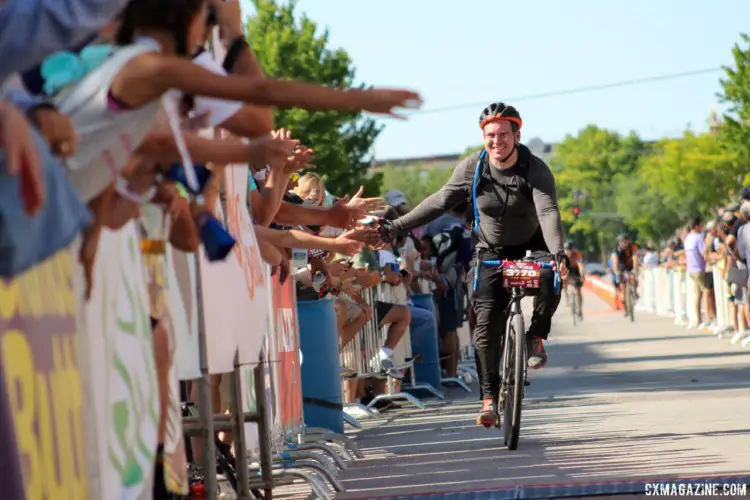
[740,186,750,202]
[385,190,408,208]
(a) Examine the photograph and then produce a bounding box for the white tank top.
[54,38,168,202]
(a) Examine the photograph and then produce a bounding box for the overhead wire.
[409,67,724,116]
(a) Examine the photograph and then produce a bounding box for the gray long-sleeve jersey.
[391,144,565,254]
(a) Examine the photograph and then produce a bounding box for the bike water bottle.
[525,250,532,259]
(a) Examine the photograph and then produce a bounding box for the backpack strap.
[514,158,533,201]
[470,147,534,234]
[471,150,486,234]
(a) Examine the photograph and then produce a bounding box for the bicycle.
[479,252,560,450]
[570,279,580,326]
[622,270,636,323]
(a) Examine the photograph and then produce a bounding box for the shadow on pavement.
[333,292,750,499]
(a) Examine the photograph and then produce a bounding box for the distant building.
[708,107,722,136]
[370,137,556,172]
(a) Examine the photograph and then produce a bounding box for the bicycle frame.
[482,258,560,391]
[476,256,560,448]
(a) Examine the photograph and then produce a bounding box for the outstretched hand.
[327,198,365,229]
[285,144,315,175]
[359,89,424,119]
[373,218,398,248]
[341,224,381,246]
[346,186,385,213]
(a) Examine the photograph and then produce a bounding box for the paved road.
[330,291,750,499]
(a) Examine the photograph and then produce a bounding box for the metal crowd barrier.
[636,265,745,345]
[339,283,427,424]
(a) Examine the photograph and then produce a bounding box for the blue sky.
[242,1,750,160]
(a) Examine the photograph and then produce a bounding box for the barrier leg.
[281,461,344,492]
[194,255,218,500]
[254,362,275,498]
[285,442,347,470]
[402,363,445,400]
[278,450,341,472]
[366,375,427,410]
[441,377,472,392]
[229,354,251,498]
[321,441,353,462]
[303,428,365,459]
[267,468,332,500]
[344,400,380,417]
[343,412,362,428]
[274,452,345,492]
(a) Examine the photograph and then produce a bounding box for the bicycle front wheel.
[503,311,526,450]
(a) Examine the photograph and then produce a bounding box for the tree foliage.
[247,0,382,196]
[378,165,453,206]
[553,123,740,252]
[637,132,738,216]
[549,125,646,257]
[719,32,750,185]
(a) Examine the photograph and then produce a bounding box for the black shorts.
[704,271,715,290]
[616,269,634,286]
[568,270,583,288]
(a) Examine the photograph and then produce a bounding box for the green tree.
[636,131,739,218]
[614,174,682,242]
[550,125,646,259]
[247,0,382,196]
[719,33,750,186]
[378,164,453,206]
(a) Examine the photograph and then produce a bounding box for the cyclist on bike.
[612,234,639,312]
[380,102,568,426]
[563,242,585,319]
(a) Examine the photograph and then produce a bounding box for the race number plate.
[500,261,542,289]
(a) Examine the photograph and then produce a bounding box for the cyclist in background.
[563,242,585,319]
[612,234,639,313]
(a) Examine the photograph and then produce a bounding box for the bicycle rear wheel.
[503,311,526,450]
[625,281,635,322]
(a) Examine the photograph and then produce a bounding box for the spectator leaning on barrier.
[722,203,748,338]
[341,244,411,379]
[701,221,720,327]
[732,203,750,341]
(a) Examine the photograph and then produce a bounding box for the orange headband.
[480,114,523,130]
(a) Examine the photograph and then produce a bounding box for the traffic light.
[572,207,581,219]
